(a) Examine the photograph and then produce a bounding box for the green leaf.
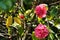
[0,0,16,10]
[4,0,12,9]
[24,9,35,22]
[55,24,60,30]
[23,0,33,10]
[24,9,32,16]
[48,33,54,40]
[11,0,16,3]
[17,25,24,36]
[19,7,25,14]
[50,6,58,17]
[38,17,42,23]
[24,0,33,5]
[8,27,12,35]
[49,23,59,33]
[0,2,7,10]
[54,19,60,25]
[37,17,45,24]
[32,32,39,40]
[47,15,53,20]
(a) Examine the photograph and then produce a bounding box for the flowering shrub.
[0,0,60,40]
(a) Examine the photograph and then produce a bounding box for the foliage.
[0,0,60,40]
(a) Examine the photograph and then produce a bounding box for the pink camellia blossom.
[35,4,48,18]
[34,24,49,39]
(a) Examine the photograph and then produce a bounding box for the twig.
[22,30,28,40]
[22,21,27,40]
[49,1,60,5]
[21,0,23,7]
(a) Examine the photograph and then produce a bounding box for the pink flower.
[34,24,49,39]
[35,4,48,18]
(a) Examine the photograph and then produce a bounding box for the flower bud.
[19,14,24,19]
